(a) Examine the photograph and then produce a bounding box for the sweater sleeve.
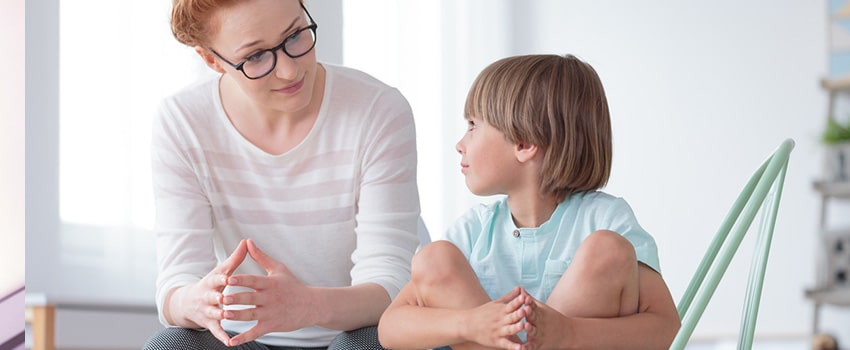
[349,87,421,300]
[150,98,218,326]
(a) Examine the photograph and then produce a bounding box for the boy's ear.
[514,142,539,163]
[195,46,226,74]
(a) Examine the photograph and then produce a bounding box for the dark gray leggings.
[142,326,387,350]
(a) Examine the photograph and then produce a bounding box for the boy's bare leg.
[518,230,640,349]
[412,241,522,350]
[546,229,639,317]
[411,241,491,309]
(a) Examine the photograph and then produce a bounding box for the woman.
[143,0,420,349]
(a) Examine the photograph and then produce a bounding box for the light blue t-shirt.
[444,191,660,302]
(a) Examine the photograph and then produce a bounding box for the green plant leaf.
[822,117,850,144]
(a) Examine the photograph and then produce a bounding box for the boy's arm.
[378,284,527,350]
[525,264,681,350]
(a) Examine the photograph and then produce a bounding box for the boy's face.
[455,116,521,196]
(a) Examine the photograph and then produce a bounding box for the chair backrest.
[670,139,795,350]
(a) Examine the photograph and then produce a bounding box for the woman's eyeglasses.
[210,2,318,80]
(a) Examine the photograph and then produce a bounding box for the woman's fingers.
[226,273,273,291]
[203,304,225,320]
[223,307,261,322]
[207,322,232,346]
[204,240,249,292]
[228,324,266,347]
[246,239,290,275]
[221,289,260,305]
[219,239,249,275]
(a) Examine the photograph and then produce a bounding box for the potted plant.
[822,116,850,182]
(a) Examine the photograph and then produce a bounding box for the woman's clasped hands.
[169,239,317,347]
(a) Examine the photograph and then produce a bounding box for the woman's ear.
[195,46,226,74]
[514,142,539,163]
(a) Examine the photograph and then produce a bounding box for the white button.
[512,230,520,238]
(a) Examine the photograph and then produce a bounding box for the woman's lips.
[276,77,304,94]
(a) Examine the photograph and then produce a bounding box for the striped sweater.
[151,63,420,346]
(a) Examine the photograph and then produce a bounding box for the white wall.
[435,0,848,343]
[351,0,850,344]
[0,0,26,295]
[517,0,846,341]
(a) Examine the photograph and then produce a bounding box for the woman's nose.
[273,50,299,80]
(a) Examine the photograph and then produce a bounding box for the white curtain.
[0,0,25,296]
[343,0,517,237]
[27,0,344,305]
[52,0,206,303]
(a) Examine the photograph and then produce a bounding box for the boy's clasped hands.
[469,286,569,350]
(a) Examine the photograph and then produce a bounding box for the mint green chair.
[670,139,795,350]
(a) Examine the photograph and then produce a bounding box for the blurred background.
[1,0,25,348]
[14,0,850,348]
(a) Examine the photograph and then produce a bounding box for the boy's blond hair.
[464,54,612,201]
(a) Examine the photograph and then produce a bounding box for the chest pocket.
[540,259,570,302]
[473,263,501,300]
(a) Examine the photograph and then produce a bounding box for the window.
[30,1,342,304]
[28,0,211,303]
[30,0,497,304]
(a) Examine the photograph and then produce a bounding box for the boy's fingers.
[495,286,522,303]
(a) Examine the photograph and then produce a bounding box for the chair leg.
[27,304,55,350]
[812,302,820,336]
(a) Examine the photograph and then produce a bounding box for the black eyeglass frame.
[209,2,318,80]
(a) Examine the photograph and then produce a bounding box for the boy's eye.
[466,120,476,131]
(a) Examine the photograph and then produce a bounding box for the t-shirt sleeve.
[442,206,484,260]
[601,198,661,274]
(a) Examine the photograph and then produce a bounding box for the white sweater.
[151,64,420,346]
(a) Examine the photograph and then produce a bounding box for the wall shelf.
[806,178,850,334]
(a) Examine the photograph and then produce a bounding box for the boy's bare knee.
[411,241,465,285]
[578,230,637,271]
